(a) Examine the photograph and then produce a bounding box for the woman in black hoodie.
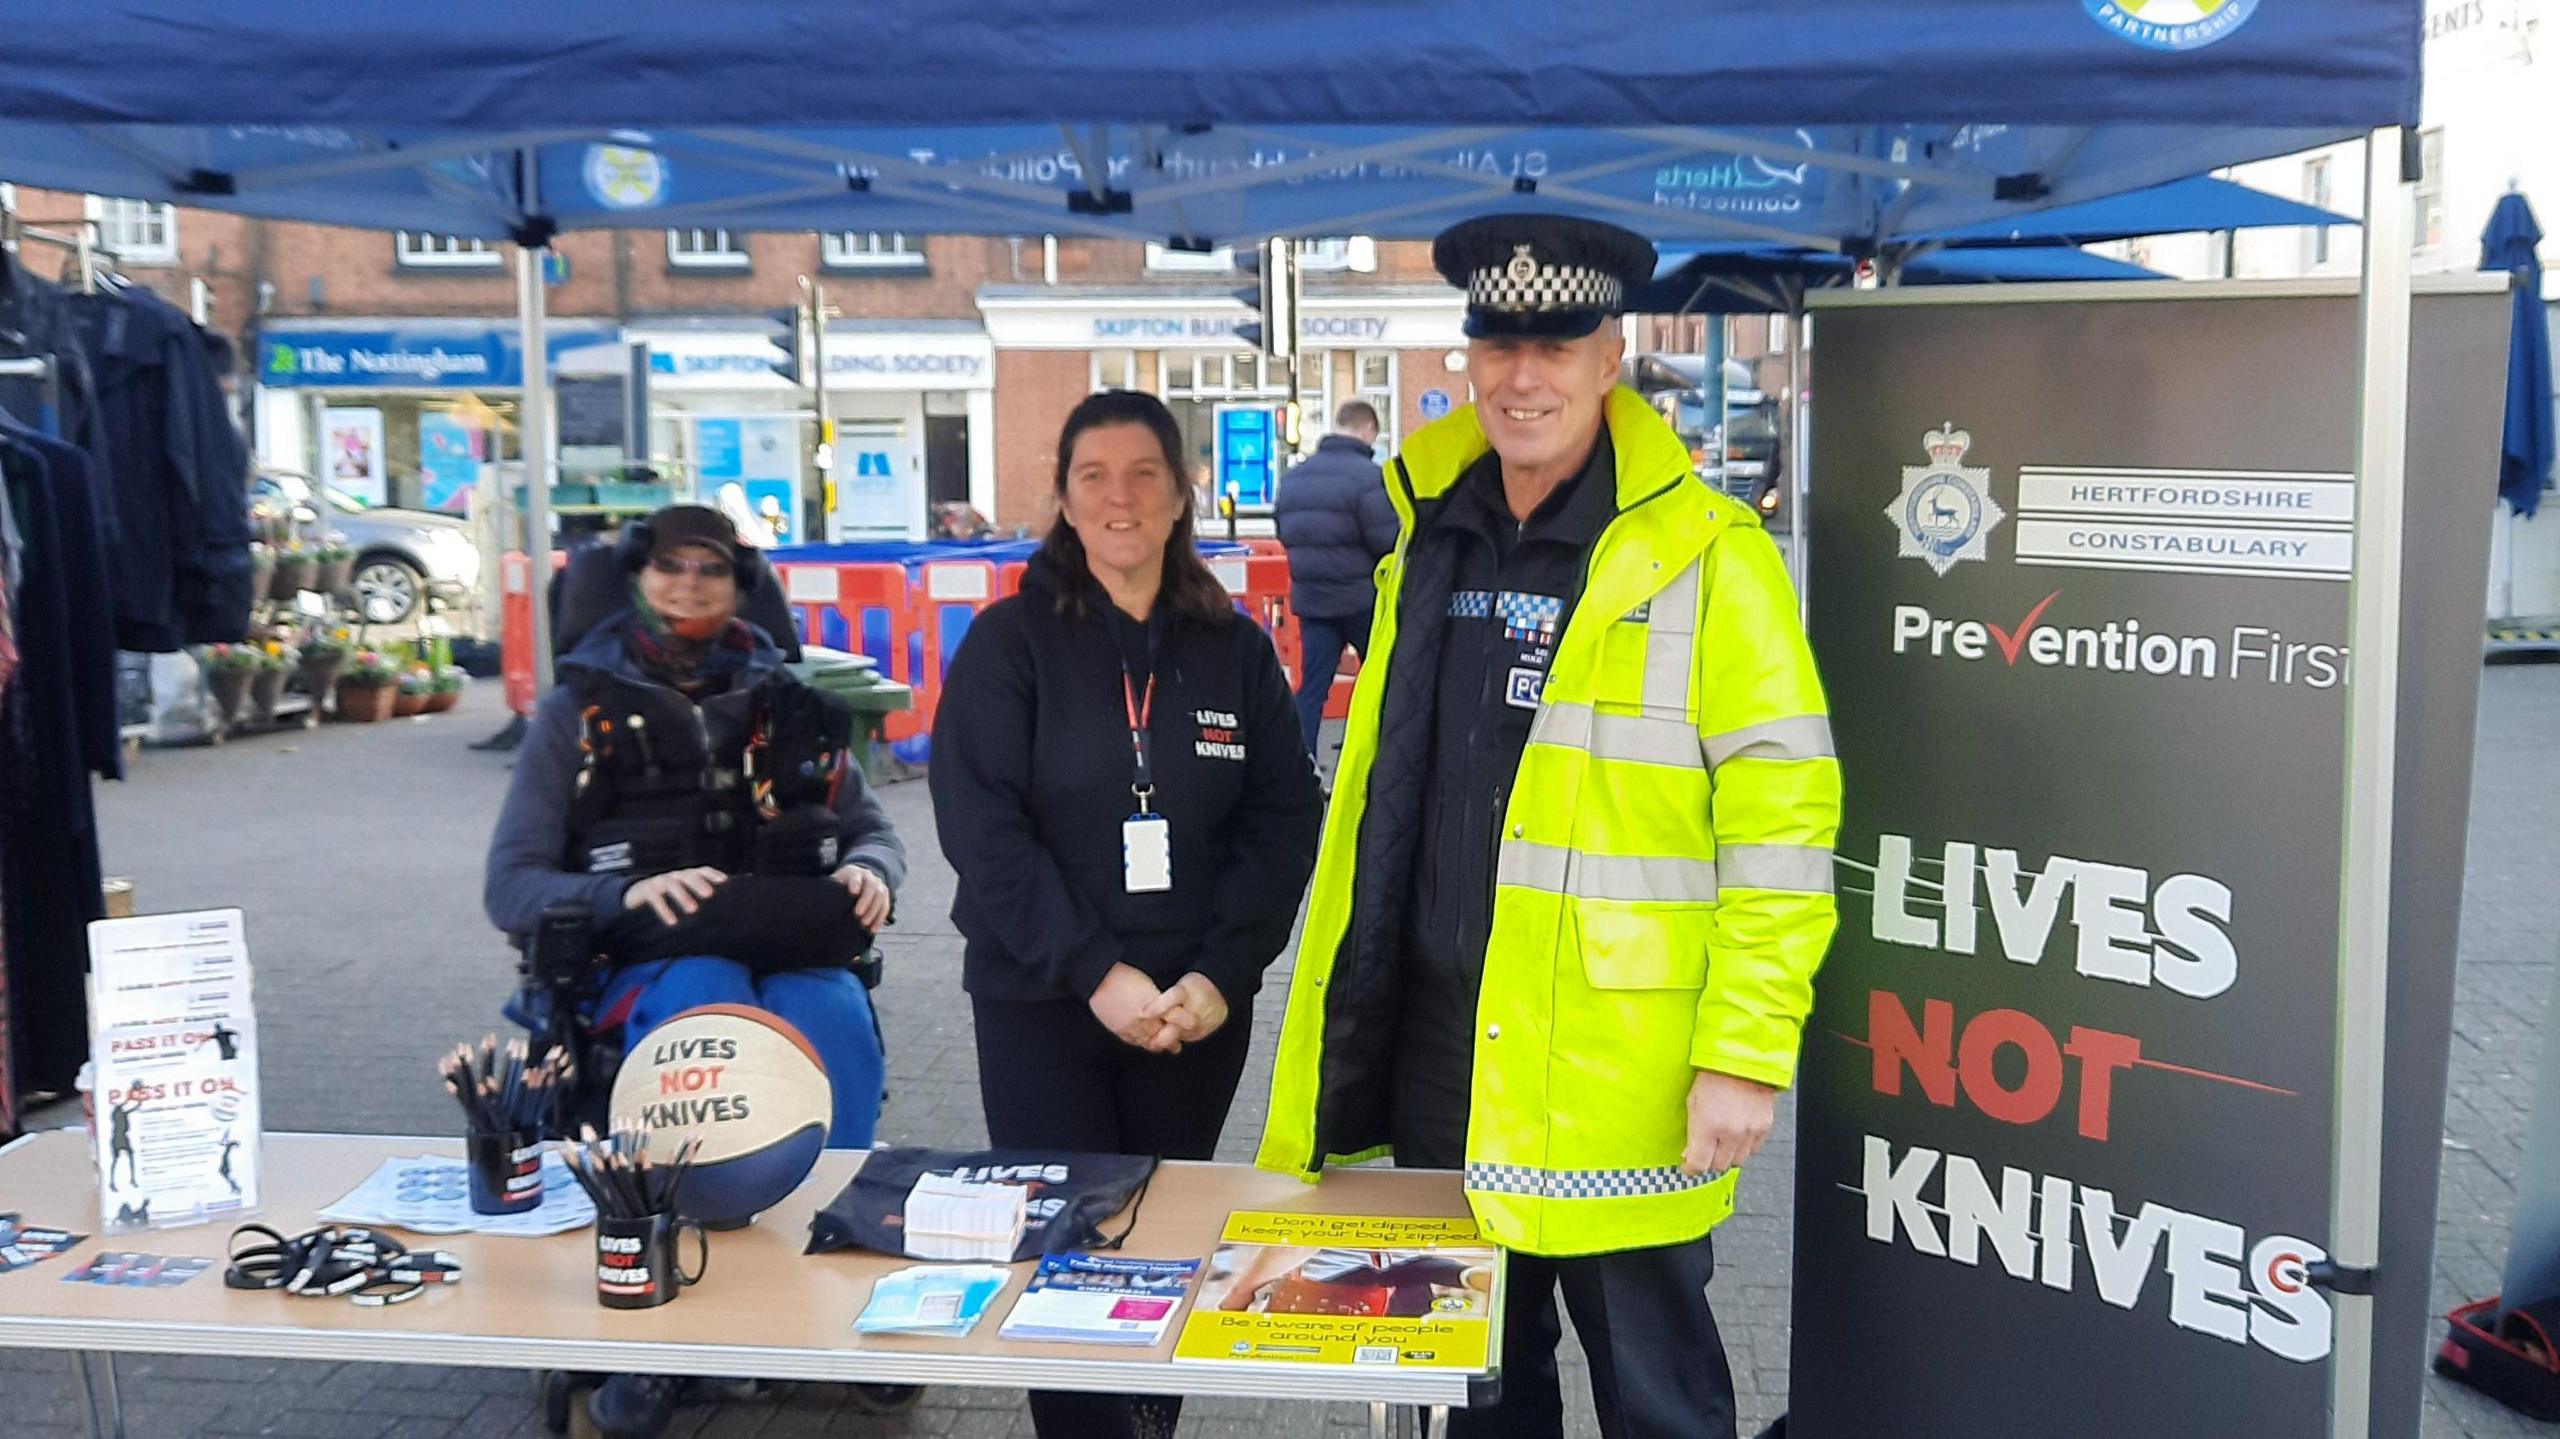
[931,390,1322,1439]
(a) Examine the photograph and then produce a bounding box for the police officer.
[1257,216,1842,1439]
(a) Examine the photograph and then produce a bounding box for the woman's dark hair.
[1036,389,1234,625]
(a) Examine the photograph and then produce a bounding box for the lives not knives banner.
[1791,286,2508,1437]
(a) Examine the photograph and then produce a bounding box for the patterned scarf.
[624,595,757,699]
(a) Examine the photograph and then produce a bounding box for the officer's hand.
[1140,972,1229,1053]
[622,867,728,927]
[1682,1069,1780,1177]
[831,863,893,930]
[1089,963,1170,1050]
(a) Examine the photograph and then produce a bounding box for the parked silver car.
[251,471,483,625]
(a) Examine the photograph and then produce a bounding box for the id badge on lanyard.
[1121,668,1172,894]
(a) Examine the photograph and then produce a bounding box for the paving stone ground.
[5,666,2558,1437]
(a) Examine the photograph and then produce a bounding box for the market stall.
[0,4,2455,1434]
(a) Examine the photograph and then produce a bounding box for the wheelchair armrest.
[524,902,598,992]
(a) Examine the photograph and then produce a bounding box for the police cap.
[1433,213,1658,340]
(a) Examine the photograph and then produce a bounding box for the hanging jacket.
[1256,387,1841,1258]
[0,425,117,1098]
[1274,433,1397,620]
[70,287,252,651]
[0,257,110,494]
[929,551,1323,1006]
[483,613,905,940]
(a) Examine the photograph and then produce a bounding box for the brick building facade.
[2,185,1483,537]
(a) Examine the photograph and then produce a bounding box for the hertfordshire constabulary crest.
[1884,422,2003,577]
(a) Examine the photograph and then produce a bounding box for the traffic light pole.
[803,276,833,540]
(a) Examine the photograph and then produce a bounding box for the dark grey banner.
[1792,287,2506,1436]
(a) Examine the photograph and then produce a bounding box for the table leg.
[1370,1401,1392,1439]
[1426,1404,1450,1439]
[69,1351,127,1439]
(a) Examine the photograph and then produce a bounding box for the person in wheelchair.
[483,503,902,1151]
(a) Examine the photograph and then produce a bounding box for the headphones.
[617,517,769,597]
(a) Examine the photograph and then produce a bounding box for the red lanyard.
[1122,669,1156,805]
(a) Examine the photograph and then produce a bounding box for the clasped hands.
[1088,963,1229,1054]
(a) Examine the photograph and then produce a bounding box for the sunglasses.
[647,554,734,581]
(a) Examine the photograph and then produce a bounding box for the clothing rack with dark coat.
[0,406,120,1126]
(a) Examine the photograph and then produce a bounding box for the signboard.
[978,297,1465,352]
[555,375,627,450]
[833,416,919,538]
[1418,388,1453,421]
[696,415,802,544]
[1791,287,2506,1437]
[417,411,482,514]
[1215,405,1279,510]
[86,910,262,1234]
[321,406,387,506]
[258,323,611,390]
[561,329,995,392]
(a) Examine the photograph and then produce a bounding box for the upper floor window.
[668,228,750,269]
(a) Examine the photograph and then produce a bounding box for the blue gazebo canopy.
[0,1,2421,249]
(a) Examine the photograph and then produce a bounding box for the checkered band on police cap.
[1467,247,1624,313]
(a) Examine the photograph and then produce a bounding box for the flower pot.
[423,690,461,714]
[393,690,430,718]
[248,666,288,723]
[317,557,355,593]
[334,679,399,723]
[298,653,348,703]
[270,556,319,601]
[248,545,277,599]
[204,666,252,727]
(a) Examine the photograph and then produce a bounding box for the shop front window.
[1093,350,1136,391]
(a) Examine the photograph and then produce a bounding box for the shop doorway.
[925,414,969,507]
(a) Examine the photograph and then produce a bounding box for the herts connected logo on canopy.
[2082,0,2263,50]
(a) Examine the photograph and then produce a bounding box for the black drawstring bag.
[804,1147,1158,1263]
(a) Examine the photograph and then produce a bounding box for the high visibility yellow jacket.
[1256,387,1841,1258]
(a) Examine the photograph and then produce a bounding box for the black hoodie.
[930,553,1322,1006]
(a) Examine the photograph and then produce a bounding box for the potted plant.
[270,545,320,600]
[334,649,402,723]
[298,631,351,703]
[198,644,257,728]
[247,543,277,603]
[315,541,356,595]
[423,665,467,714]
[393,667,433,717]
[248,643,295,724]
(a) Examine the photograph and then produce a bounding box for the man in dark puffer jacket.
[1273,401,1395,755]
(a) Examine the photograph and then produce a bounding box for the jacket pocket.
[1572,898,1712,992]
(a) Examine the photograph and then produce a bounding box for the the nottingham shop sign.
[256,323,610,390]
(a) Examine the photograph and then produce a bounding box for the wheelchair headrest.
[549,527,804,674]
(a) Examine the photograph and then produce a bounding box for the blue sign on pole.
[1419,387,1453,421]
[1216,406,1278,509]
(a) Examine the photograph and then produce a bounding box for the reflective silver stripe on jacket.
[1532,701,1705,770]
[1640,561,1701,720]
[1467,1161,1725,1201]
[1716,843,1835,894]
[1496,841,1720,904]
[1703,714,1835,769]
